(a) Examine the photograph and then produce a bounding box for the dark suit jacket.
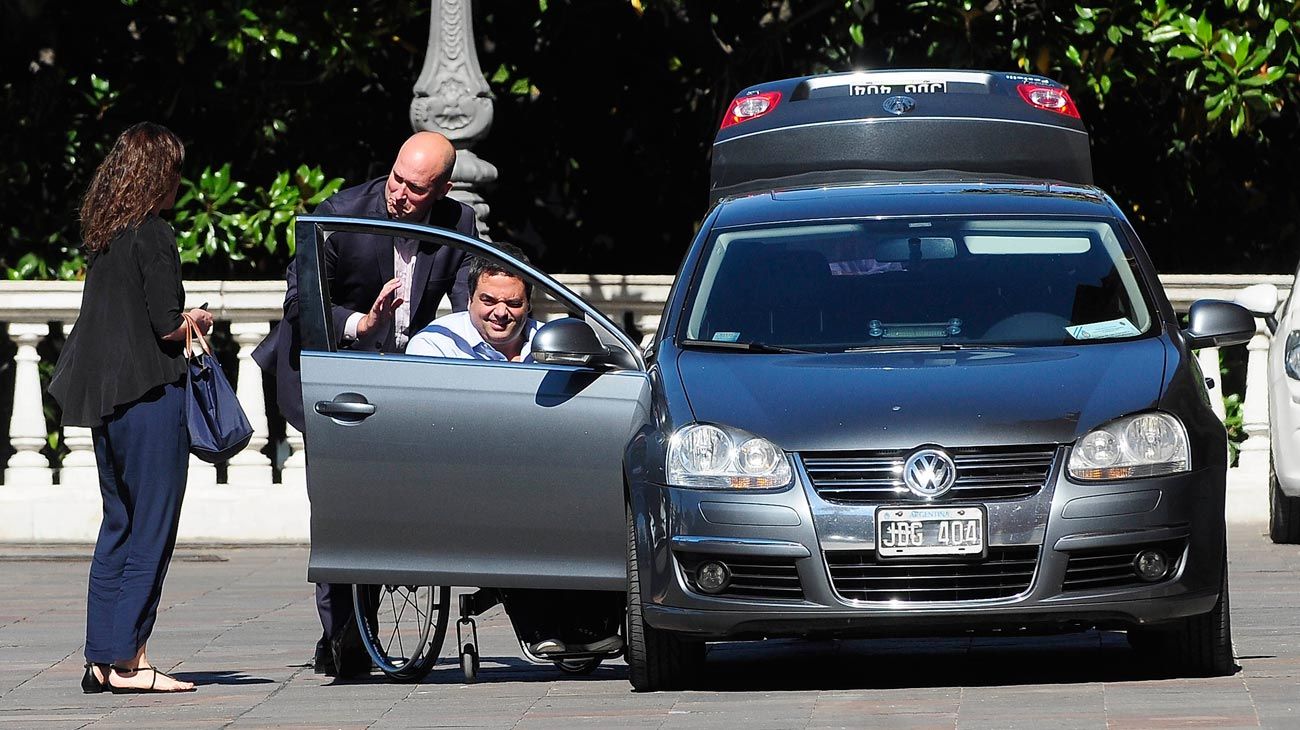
[253,177,477,430]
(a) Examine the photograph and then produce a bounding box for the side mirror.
[1233,282,1280,334]
[531,318,611,367]
[1183,300,1257,349]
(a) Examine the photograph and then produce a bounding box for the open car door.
[293,216,649,590]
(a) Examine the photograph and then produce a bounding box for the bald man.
[252,131,478,677]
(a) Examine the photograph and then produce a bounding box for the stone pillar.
[1236,321,1272,477]
[1196,346,1226,422]
[5,323,53,486]
[224,322,273,485]
[411,0,498,235]
[281,422,307,488]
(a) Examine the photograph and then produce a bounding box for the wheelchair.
[351,585,623,682]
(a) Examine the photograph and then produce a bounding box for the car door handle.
[315,395,376,422]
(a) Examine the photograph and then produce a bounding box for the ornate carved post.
[1236,321,1272,477]
[411,0,498,235]
[5,323,52,485]
[225,322,272,485]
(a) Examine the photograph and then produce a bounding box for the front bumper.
[629,453,1225,640]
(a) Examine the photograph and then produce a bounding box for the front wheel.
[1127,552,1236,677]
[1269,454,1300,544]
[625,510,705,691]
[354,585,451,682]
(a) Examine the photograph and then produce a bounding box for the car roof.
[710,180,1117,229]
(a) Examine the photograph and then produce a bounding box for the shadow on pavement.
[174,671,275,686]
[352,630,1246,690]
[697,632,1241,691]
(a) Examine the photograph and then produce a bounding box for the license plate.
[849,81,948,96]
[875,505,985,558]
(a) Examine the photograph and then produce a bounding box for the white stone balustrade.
[0,273,1290,540]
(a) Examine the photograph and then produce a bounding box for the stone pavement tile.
[1240,676,1300,728]
[808,715,956,730]
[1102,678,1259,729]
[810,687,960,721]
[660,693,816,727]
[955,684,1105,727]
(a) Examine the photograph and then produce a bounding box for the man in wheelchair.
[406,243,625,656]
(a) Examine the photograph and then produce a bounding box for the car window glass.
[682,217,1155,349]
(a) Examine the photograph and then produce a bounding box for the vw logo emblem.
[883,95,917,115]
[903,448,957,498]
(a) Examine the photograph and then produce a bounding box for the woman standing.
[49,122,213,694]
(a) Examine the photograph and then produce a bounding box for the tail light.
[1016,83,1080,119]
[720,91,782,130]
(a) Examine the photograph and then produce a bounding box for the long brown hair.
[79,122,185,251]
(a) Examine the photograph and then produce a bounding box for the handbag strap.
[180,312,213,359]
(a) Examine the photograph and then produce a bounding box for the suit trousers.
[84,381,189,664]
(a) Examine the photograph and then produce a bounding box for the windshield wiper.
[679,339,814,354]
[843,342,966,353]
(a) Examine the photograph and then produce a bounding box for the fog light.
[1133,549,1169,582]
[695,561,731,594]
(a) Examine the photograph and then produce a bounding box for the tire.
[1127,552,1236,677]
[1269,454,1300,544]
[354,585,450,682]
[626,510,705,691]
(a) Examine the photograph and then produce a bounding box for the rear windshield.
[681,217,1155,350]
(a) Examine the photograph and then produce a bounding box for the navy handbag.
[183,314,253,463]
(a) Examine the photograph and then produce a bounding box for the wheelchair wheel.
[353,585,450,682]
[556,657,602,675]
[460,643,480,682]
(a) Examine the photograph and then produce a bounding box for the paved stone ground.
[1,522,1297,729]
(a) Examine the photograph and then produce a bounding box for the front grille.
[826,546,1039,602]
[676,552,804,601]
[803,445,1058,503]
[1062,540,1186,592]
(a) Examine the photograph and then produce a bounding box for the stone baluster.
[224,322,273,485]
[281,422,306,488]
[1236,320,1272,476]
[5,324,53,486]
[52,319,101,487]
[1195,346,1226,421]
[59,426,99,487]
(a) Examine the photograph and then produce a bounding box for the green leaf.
[849,23,865,47]
[1169,45,1203,59]
[1195,14,1212,45]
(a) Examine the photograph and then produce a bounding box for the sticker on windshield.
[713,331,741,342]
[1065,318,1141,340]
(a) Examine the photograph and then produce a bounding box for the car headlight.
[667,423,793,489]
[1286,330,1300,380]
[1067,412,1190,480]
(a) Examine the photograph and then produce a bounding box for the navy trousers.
[84,381,189,665]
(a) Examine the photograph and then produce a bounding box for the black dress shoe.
[312,635,336,675]
[330,616,373,679]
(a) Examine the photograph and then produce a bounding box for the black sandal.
[107,666,197,694]
[81,662,108,694]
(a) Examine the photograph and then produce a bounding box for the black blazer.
[253,177,476,431]
[49,217,188,427]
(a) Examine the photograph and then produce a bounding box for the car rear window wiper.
[679,339,814,354]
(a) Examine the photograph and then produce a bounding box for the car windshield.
[681,217,1155,350]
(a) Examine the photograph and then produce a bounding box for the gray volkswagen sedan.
[296,72,1256,691]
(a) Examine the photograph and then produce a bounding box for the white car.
[1239,274,1300,543]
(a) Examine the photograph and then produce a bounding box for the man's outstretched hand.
[357,277,404,339]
